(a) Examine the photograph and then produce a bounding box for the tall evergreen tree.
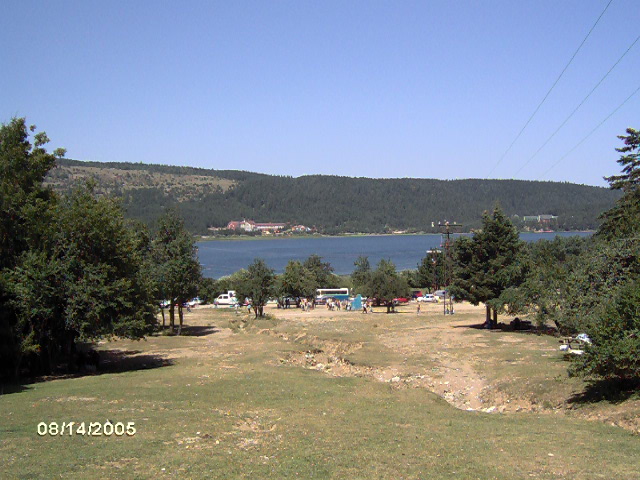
[597,128,640,240]
[450,206,525,328]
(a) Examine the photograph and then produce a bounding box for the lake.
[197,232,591,279]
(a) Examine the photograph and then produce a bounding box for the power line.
[514,33,640,176]
[487,0,614,176]
[537,84,640,180]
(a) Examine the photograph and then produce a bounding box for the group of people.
[300,298,313,311]
[326,299,352,311]
[361,300,375,314]
[272,296,444,315]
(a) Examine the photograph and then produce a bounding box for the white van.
[214,291,237,306]
[417,294,438,303]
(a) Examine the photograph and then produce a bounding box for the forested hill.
[46,159,621,234]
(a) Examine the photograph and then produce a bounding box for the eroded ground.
[128,302,639,432]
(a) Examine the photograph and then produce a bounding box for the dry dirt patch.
[267,303,639,431]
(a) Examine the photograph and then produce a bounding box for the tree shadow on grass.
[154,325,222,337]
[178,325,221,337]
[0,383,28,395]
[567,378,640,405]
[452,322,487,330]
[98,349,173,373]
[452,321,556,336]
[1,350,173,395]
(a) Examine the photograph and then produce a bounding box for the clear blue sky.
[1,1,638,186]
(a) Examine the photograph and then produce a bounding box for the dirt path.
[271,303,498,412]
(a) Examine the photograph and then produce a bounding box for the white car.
[417,294,438,303]
[214,293,237,306]
[187,297,202,307]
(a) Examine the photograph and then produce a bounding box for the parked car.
[411,290,424,299]
[393,297,410,304]
[186,297,202,307]
[214,292,237,306]
[417,294,438,303]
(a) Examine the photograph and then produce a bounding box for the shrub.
[571,279,640,382]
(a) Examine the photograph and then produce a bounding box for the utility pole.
[438,221,462,315]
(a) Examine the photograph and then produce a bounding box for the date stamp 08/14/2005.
[37,421,136,437]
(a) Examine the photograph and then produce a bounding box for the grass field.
[1,303,639,479]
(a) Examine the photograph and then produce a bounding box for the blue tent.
[352,294,362,311]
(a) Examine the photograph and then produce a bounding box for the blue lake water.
[198,232,592,279]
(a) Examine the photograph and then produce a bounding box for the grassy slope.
[1,307,638,480]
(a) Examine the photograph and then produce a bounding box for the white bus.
[316,288,350,301]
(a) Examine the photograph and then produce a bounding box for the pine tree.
[450,206,525,327]
[598,128,640,240]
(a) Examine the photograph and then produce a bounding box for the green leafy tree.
[0,118,62,269]
[450,206,526,328]
[56,184,157,340]
[361,259,410,313]
[278,260,316,304]
[400,269,418,289]
[198,277,219,304]
[236,259,275,318]
[216,269,247,298]
[415,250,445,291]
[351,256,372,295]
[1,118,64,378]
[496,236,588,330]
[303,254,338,288]
[151,209,201,334]
[6,183,157,376]
[0,118,161,380]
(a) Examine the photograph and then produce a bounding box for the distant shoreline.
[197,233,427,242]
[197,231,595,242]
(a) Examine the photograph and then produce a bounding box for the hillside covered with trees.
[47,158,620,234]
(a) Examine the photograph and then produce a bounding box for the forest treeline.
[50,158,620,234]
